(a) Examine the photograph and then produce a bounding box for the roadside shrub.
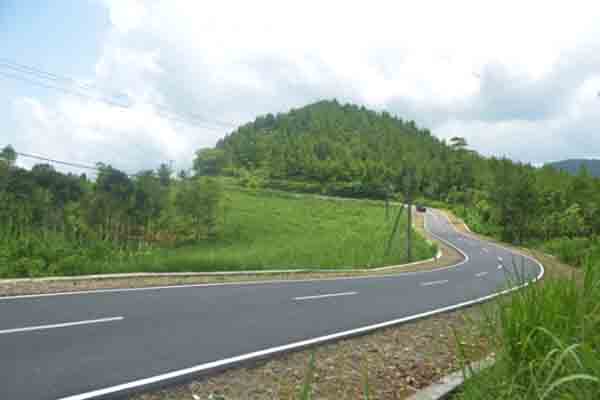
[50,254,87,276]
[542,237,600,267]
[3,257,47,278]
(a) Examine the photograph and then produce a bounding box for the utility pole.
[404,168,415,263]
[384,183,392,221]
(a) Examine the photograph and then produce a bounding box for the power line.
[0,58,239,129]
[8,149,134,177]
[0,67,232,130]
[0,68,230,129]
[7,148,185,178]
[0,58,105,94]
[0,70,127,108]
[15,151,101,173]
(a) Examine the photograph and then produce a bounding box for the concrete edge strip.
[56,212,545,400]
[0,211,457,300]
[0,254,435,284]
[405,358,495,400]
[0,254,439,285]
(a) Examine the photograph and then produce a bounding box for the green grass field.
[0,186,435,278]
[125,188,435,273]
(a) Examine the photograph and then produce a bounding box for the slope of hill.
[138,185,435,272]
[546,159,600,177]
[195,99,600,245]
[211,100,486,200]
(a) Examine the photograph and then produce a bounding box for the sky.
[1,0,600,176]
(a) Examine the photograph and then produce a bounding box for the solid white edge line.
[0,211,463,302]
[0,316,124,335]
[59,210,546,400]
[293,291,358,301]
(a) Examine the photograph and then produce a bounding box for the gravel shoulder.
[135,306,489,400]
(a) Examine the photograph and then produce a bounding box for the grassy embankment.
[455,261,600,399]
[416,203,600,399]
[0,187,435,278]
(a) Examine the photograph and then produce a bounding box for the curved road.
[0,209,543,400]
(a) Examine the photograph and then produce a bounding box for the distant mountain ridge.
[546,159,600,177]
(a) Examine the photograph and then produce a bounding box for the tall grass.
[1,187,436,277]
[121,189,436,273]
[542,236,600,268]
[0,231,145,278]
[456,261,600,400]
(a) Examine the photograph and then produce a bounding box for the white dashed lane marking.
[420,280,449,287]
[0,317,124,335]
[293,292,358,301]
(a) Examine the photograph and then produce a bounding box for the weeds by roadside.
[456,261,600,400]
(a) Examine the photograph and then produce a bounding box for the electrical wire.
[0,58,238,129]
[14,151,100,172]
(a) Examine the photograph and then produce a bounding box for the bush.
[3,257,47,278]
[50,255,88,276]
[542,237,600,267]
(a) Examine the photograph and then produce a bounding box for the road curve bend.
[0,209,543,400]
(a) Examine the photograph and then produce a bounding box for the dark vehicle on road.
[416,204,427,212]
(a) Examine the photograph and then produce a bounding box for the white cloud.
[9,0,600,172]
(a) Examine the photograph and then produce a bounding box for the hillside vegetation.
[4,100,600,276]
[134,187,434,273]
[0,144,433,277]
[546,158,600,177]
[196,100,600,260]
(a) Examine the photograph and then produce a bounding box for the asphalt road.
[0,209,543,400]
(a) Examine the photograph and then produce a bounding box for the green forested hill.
[211,100,487,200]
[195,100,600,247]
[546,159,600,177]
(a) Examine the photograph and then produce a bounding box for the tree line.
[0,145,222,277]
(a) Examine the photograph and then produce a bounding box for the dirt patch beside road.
[134,306,489,400]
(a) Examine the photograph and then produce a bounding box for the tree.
[0,145,17,167]
[174,177,222,241]
[449,137,468,150]
[193,148,226,176]
[92,166,135,241]
[133,170,165,226]
[157,163,172,187]
[489,160,538,243]
[559,204,585,238]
